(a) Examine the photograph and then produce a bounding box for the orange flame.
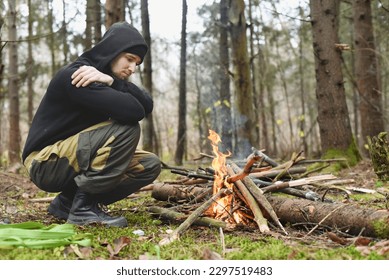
[206,130,247,224]
[208,129,232,192]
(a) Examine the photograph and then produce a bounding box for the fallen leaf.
[327,232,349,245]
[107,236,131,257]
[352,236,372,246]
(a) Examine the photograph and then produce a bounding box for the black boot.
[48,193,73,220]
[67,190,128,227]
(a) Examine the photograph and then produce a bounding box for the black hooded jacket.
[22,22,151,161]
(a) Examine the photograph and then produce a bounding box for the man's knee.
[142,153,161,180]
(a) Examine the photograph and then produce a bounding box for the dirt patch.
[0,170,53,224]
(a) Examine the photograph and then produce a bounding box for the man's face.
[110,52,141,79]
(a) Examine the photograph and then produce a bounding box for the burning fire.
[205,130,252,225]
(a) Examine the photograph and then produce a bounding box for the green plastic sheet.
[0,221,92,249]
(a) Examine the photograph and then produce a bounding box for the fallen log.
[266,196,389,238]
[151,182,212,202]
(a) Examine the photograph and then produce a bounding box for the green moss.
[224,236,292,259]
[312,139,362,173]
[372,219,389,239]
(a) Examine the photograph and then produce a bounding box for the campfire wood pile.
[148,131,389,245]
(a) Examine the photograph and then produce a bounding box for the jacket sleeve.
[125,82,153,115]
[60,66,148,124]
[108,77,153,115]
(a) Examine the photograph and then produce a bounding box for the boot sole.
[67,216,128,227]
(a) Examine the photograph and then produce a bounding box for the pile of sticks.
[147,145,389,246]
[149,149,373,245]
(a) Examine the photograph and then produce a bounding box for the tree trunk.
[0,16,4,157]
[85,0,94,50]
[275,39,294,145]
[47,0,57,75]
[105,0,124,28]
[255,8,270,154]
[298,6,308,156]
[194,55,210,153]
[267,196,389,238]
[228,0,257,157]
[27,0,34,126]
[85,0,102,50]
[94,0,102,43]
[61,0,69,64]
[353,0,384,149]
[174,0,188,165]
[7,0,21,165]
[218,0,232,152]
[309,0,354,153]
[248,0,259,149]
[141,0,157,155]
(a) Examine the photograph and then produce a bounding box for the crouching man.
[22,22,161,227]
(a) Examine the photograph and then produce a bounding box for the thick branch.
[148,206,226,228]
[229,162,287,235]
[226,165,270,233]
[159,188,228,246]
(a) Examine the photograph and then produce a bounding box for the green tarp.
[0,221,92,249]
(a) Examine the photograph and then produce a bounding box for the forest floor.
[1,159,389,260]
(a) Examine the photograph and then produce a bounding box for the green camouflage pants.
[24,120,161,205]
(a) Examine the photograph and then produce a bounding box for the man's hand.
[71,65,114,88]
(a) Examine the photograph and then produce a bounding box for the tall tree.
[309,0,357,157]
[0,11,4,157]
[7,0,21,164]
[248,0,258,146]
[94,0,102,43]
[297,5,308,155]
[218,0,232,152]
[141,0,157,154]
[352,0,384,149]
[61,0,69,64]
[47,0,57,75]
[174,0,188,165]
[85,0,94,50]
[228,0,257,157]
[27,0,34,125]
[85,0,102,50]
[105,0,124,28]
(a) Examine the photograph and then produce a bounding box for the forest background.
[0,0,388,169]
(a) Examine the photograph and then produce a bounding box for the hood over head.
[78,22,148,73]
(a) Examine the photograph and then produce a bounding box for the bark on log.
[266,196,389,238]
[151,182,212,202]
